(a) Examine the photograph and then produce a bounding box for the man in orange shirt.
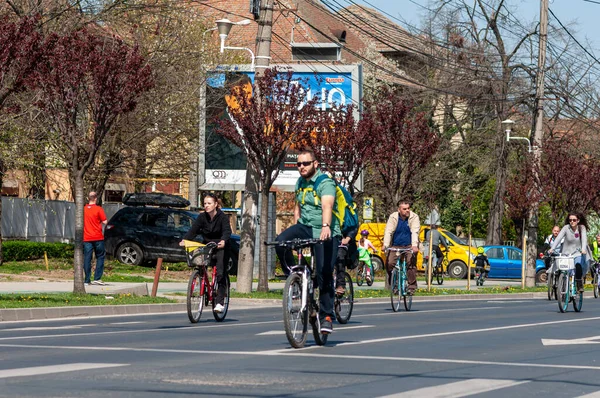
[84,192,108,285]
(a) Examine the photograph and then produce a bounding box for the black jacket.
[184,209,232,243]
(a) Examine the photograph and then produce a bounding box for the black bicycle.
[265,238,329,348]
[334,244,354,324]
[425,247,447,286]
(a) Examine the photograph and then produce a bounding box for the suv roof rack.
[122,193,190,208]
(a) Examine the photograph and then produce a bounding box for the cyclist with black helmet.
[358,229,377,283]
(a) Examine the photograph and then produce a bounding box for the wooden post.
[522,232,527,289]
[427,227,433,292]
[467,210,472,290]
[151,258,163,297]
[44,251,49,271]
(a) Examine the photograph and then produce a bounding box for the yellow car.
[357,222,478,279]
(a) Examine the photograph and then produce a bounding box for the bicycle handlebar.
[264,238,323,250]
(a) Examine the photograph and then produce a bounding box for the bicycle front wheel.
[594,273,599,299]
[212,274,230,322]
[283,273,308,348]
[390,269,402,312]
[187,269,205,323]
[335,271,354,324]
[557,273,569,313]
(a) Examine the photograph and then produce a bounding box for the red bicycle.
[183,240,230,323]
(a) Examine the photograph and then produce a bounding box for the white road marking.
[0,324,97,332]
[329,315,600,348]
[3,343,600,372]
[486,300,531,303]
[578,391,600,398]
[350,306,503,319]
[256,325,374,335]
[108,321,143,325]
[542,335,600,346]
[0,363,127,379]
[377,378,529,398]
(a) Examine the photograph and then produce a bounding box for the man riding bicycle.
[383,199,421,295]
[424,224,448,272]
[274,149,340,335]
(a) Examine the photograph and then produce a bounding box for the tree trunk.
[525,208,540,287]
[235,171,258,294]
[73,172,86,294]
[486,124,508,245]
[257,189,270,292]
[0,159,4,266]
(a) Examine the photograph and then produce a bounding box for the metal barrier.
[1,197,124,243]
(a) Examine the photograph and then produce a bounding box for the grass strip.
[0,293,176,309]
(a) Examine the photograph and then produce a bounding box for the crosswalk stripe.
[377,378,529,398]
[0,363,128,379]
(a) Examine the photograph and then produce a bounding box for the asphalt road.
[2,296,600,397]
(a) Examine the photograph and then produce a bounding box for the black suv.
[104,200,239,273]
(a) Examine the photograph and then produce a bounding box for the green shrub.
[2,241,74,261]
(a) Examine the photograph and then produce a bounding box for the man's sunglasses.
[296,161,314,167]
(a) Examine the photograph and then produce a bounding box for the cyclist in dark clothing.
[474,247,490,278]
[180,193,232,313]
[335,225,358,295]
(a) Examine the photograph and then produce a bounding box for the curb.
[0,293,551,322]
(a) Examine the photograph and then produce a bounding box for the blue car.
[482,245,546,281]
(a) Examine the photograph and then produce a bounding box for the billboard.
[201,64,363,192]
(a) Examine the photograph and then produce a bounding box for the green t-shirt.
[296,170,342,239]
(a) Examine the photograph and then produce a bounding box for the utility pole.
[236,0,274,293]
[526,0,548,287]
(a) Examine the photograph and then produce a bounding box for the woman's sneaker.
[214,303,225,313]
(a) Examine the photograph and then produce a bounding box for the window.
[112,209,140,225]
[143,212,168,228]
[507,248,522,261]
[169,213,194,232]
[291,43,341,62]
[486,248,504,259]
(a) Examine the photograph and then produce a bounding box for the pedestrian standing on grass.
[83,191,107,286]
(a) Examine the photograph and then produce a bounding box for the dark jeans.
[386,246,417,291]
[275,223,338,319]
[83,240,105,283]
[212,248,228,306]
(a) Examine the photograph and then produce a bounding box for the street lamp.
[504,119,533,153]
[215,18,255,69]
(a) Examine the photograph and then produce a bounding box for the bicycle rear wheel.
[557,273,569,313]
[573,285,583,312]
[436,265,444,285]
[356,264,364,286]
[311,286,328,346]
[403,274,412,311]
[594,273,599,299]
[547,272,554,300]
[283,273,308,348]
[187,269,205,323]
[335,271,354,324]
[212,274,230,322]
[390,269,402,312]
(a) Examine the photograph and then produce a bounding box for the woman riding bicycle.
[180,192,232,313]
[357,229,377,283]
[548,212,591,293]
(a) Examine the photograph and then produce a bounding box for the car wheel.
[536,269,548,284]
[116,242,144,265]
[448,261,467,279]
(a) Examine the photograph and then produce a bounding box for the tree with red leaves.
[31,28,153,293]
[311,104,374,198]
[506,156,542,247]
[362,87,439,214]
[217,68,322,292]
[0,15,43,265]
